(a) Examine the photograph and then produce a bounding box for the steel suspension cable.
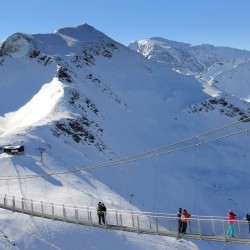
[193,136,200,214]
[242,129,248,213]
[0,118,249,182]
[22,116,249,182]
[0,128,248,181]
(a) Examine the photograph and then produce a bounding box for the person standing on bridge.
[97,202,102,225]
[226,209,236,237]
[246,211,250,233]
[181,209,190,234]
[177,208,183,234]
[101,203,107,225]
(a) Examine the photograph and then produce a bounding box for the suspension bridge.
[1,118,250,246]
[0,194,250,244]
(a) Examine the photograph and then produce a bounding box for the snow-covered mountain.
[129,37,250,101]
[0,24,250,250]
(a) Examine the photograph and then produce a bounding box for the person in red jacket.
[226,209,236,237]
[181,209,191,234]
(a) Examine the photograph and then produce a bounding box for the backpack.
[97,204,102,215]
[246,213,250,221]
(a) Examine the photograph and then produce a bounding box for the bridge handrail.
[0,193,248,221]
[1,194,250,244]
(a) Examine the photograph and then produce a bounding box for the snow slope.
[0,24,250,250]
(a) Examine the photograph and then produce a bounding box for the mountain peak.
[54,23,108,42]
[55,23,93,35]
[0,24,114,58]
[149,37,191,49]
[0,32,33,57]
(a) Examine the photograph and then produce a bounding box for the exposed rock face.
[190,97,250,121]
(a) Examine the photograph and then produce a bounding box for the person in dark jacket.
[246,211,250,233]
[177,208,183,234]
[97,202,102,225]
[101,203,107,224]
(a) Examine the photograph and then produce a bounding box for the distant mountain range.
[129,37,250,100]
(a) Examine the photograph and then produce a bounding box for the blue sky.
[1,0,250,50]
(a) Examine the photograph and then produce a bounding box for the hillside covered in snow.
[0,24,250,250]
[129,37,250,101]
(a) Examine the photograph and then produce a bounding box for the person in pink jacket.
[226,209,236,237]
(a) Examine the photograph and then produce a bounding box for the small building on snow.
[3,146,25,155]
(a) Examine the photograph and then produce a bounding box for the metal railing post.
[237,220,241,237]
[176,218,180,239]
[75,206,79,224]
[198,219,202,239]
[156,217,159,234]
[137,215,140,233]
[41,201,44,217]
[212,217,215,235]
[63,205,66,221]
[131,212,135,228]
[21,198,24,213]
[115,211,118,226]
[188,220,192,234]
[120,214,123,230]
[104,212,107,228]
[87,207,90,221]
[12,196,15,212]
[89,211,93,226]
[4,195,6,207]
[168,217,171,231]
[51,203,55,219]
[223,220,227,242]
[31,199,34,215]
